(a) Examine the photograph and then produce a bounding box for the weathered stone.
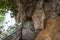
[6,0,60,40]
[35,0,60,40]
[22,21,36,40]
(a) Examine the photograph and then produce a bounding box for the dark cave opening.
[26,16,32,21]
[44,0,50,3]
[57,13,60,16]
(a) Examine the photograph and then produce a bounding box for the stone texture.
[35,0,60,40]
[5,0,60,40]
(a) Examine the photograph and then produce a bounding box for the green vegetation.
[0,0,18,39]
[0,15,4,26]
[0,0,18,16]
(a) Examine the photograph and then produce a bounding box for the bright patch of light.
[2,10,16,32]
[0,9,22,39]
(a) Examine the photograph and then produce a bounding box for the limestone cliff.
[5,0,60,40]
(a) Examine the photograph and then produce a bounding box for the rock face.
[6,0,60,40]
[32,10,45,32]
[35,0,60,40]
[22,21,35,40]
[35,16,60,40]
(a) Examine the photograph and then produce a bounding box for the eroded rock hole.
[44,0,50,3]
[57,13,60,16]
[26,16,32,21]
